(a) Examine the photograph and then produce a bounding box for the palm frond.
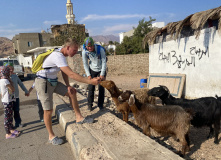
[218,12,221,35]
[143,28,162,47]
[175,14,193,39]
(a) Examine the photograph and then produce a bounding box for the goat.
[119,91,191,156]
[100,80,129,122]
[148,85,221,144]
[100,80,156,122]
[215,94,221,102]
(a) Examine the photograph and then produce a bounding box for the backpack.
[31,48,57,74]
[83,44,107,62]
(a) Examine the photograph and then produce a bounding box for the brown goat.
[100,80,156,122]
[119,91,192,156]
[100,80,130,122]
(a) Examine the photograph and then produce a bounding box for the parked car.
[0,58,25,81]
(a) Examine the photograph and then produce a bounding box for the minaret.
[66,0,75,24]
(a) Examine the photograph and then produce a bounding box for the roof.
[27,46,62,53]
[143,6,221,46]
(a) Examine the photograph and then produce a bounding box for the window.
[2,60,20,65]
[28,41,33,47]
[13,60,20,65]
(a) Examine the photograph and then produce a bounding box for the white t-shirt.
[0,79,14,103]
[36,48,68,79]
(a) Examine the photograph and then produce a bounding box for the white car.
[0,59,25,81]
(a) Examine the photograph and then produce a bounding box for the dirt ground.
[96,74,221,160]
[23,72,221,160]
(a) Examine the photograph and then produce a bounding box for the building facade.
[119,29,134,44]
[12,32,53,54]
[148,9,221,98]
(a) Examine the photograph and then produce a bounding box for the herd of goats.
[99,80,221,157]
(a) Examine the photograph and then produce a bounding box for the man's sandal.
[76,117,94,124]
[48,136,64,145]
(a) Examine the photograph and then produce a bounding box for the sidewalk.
[0,103,74,160]
[54,92,184,160]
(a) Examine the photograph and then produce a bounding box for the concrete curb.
[53,93,184,160]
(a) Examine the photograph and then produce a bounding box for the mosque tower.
[66,0,75,24]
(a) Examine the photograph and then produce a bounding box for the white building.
[152,22,165,28]
[119,29,135,44]
[107,44,116,51]
[119,22,165,44]
[148,7,221,98]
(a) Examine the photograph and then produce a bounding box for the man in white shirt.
[35,38,101,145]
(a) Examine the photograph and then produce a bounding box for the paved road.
[0,77,74,160]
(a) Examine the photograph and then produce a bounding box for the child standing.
[28,82,44,122]
[4,62,29,128]
[0,66,20,139]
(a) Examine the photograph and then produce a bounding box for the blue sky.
[0,0,220,40]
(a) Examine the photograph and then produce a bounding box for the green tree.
[109,41,113,45]
[51,24,86,46]
[116,36,133,55]
[116,17,155,55]
[109,48,114,55]
[114,41,119,45]
[133,17,155,38]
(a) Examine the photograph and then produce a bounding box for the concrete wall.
[17,54,32,67]
[149,26,221,98]
[67,53,149,76]
[12,33,53,54]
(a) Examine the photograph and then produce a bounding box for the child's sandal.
[11,130,21,136]
[6,134,17,139]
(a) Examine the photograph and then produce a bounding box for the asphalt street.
[0,77,74,160]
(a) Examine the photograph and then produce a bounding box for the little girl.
[0,66,20,139]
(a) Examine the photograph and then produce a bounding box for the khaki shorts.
[35,78,68,110]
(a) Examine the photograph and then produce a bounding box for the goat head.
[118,90,133,102]
[100,80,122,97]
[148,85,169,97]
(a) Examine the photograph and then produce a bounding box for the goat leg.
[180,139,188,157]
[213,119,220,144]
[122,112,126,122]
[185,134,190,152]
[142,125,151,137]
[125,111,129,123]
[207,125,214,139]
[122,112,128,123]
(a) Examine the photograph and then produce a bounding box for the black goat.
[148,85,221,144]
[215,94,221,102]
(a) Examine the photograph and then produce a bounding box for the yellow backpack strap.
[31,48,55,74]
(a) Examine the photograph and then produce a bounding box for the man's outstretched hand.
[90,77,101,85]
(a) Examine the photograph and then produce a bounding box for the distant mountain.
[91,35,119,44]
[0,37,14,58]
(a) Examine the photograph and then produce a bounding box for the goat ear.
[161,85,169,91]
[110,87,115,95]
[128,94,135,106]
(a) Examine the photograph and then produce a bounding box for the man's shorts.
[35,78,68,110]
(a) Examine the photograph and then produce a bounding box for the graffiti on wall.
[159,46,209,69]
